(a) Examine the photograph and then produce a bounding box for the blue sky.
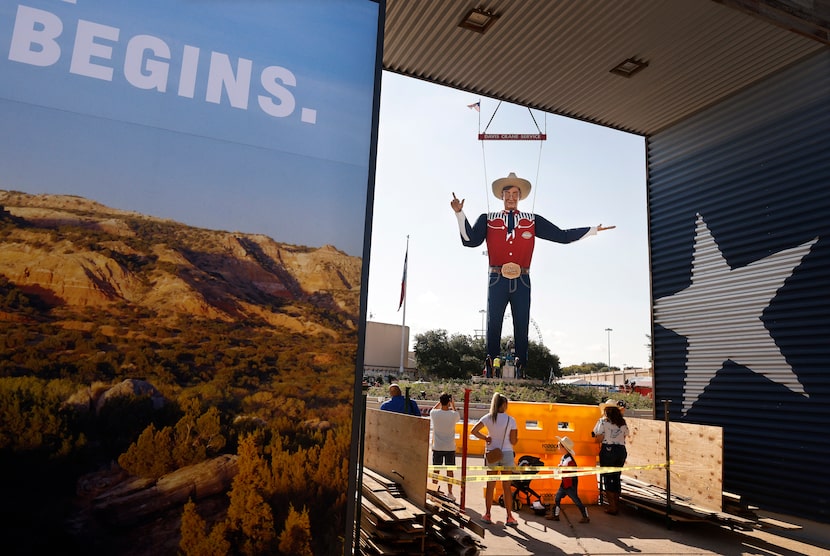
[0,0,378,255]
[367,72,651,368]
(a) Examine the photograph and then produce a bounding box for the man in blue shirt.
[380,384,421,416]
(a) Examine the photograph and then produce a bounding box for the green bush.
[366,378,653,409]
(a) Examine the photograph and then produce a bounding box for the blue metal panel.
[648,51,830,522]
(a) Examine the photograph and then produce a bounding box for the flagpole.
[400,235,409,374]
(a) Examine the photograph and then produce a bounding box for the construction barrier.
[455,401,604,504]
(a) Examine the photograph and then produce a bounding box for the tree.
[173,401,226,467]
[278,504,313,556]
[118,424,175,478]
[414,330,470,378]
[561,362,606,376]
[526,341,560,380]
[448,333,485,377]
[118,402,226,478]
[179,499,230,556]
[226,435,276,556]
[414,329,562,380]
[0,377,79,455]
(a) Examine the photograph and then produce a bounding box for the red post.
[460,388,472,510]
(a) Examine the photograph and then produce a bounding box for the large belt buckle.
[501,262,521,279]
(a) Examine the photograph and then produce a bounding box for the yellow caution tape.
[428,473,464,486]
[428,462,673,484]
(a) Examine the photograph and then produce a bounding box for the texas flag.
[398,246,408,311]
[467,101,480,112]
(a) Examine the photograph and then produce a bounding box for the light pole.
[605,328,613,371]
[479,309,487,340]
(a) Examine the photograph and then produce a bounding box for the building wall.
[648,51,830,522]
[363,321,412,374]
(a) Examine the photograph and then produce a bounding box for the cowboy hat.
[555,435,576,458]
[491,172,532,200]
[599,399,626,413]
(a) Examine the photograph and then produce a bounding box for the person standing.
[471,393,519,527]
[546,436,589,523]
[380,383,421,416]
[451,173,613,377]
[493,356,502,379]
[592,399,630,515]
[429,393,460,500]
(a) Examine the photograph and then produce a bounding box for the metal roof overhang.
[383,0,829,136]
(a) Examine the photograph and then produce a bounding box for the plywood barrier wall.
[364,408,430,508]
[626,417,723,511]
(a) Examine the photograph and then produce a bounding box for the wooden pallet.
[426,489,486,539]
[619,477,798,531]
[360,467,485,555]
[360,468,427,555]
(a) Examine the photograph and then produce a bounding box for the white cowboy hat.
[491,172,532,200]
[599,399,626,413]
[555,435,577,458]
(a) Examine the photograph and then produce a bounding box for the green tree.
[449,333,484,377]
[414,330,484,378]
[526,341,560,381]
[414,330,458,378]
[414,329,563,380]
[561,362,606,375]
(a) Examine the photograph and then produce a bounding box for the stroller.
[499,455,548,514]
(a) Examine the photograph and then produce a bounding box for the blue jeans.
[599,444,627,493]
[487,272,531,367]
[554,484,586,513]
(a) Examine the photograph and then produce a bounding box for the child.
[546,436,590,523]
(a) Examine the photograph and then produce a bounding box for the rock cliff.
[0,190,361,337]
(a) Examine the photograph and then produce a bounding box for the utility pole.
[605,328,613,370]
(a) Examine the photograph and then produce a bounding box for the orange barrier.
[458,401,603,504]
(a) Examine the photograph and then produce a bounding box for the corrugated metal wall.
[648,50,830,522]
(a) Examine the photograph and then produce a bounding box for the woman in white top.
[471,392,518,526]
[591,399,630,515]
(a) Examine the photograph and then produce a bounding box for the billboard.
[0,1,382,554]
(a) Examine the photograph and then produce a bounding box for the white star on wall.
[654,214,817,414]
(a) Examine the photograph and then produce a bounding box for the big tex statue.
[451,172,614,377]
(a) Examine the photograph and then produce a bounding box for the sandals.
[482,514,518,527]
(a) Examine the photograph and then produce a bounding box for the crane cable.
[476,100,547,214]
